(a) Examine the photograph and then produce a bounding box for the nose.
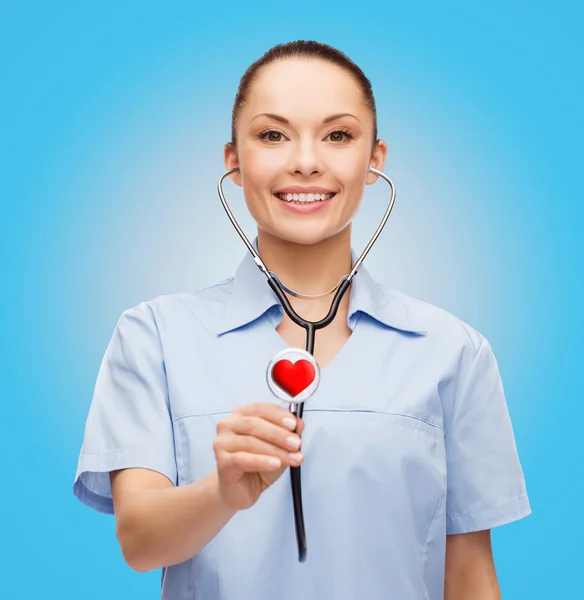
[289,138,323,178]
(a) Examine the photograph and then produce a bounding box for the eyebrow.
[249,112,361,125]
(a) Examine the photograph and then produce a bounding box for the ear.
[224,142,242,186]
[366,139,388,185]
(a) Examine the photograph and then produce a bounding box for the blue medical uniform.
[73,241,531,600]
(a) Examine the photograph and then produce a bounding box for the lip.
[273,192,335,214]
[273,186,336,194]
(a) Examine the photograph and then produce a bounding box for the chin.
[262,223,346,247]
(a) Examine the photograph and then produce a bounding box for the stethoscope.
[217,166,396,562]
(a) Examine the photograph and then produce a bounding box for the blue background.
[2,1,582,597]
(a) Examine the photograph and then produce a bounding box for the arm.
[444,530,501,600]
[111,468,237,573]
[110,403,304,573]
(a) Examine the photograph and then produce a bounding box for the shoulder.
[378,282,486,355]
[377,286,501,410]
[118,276,235,335]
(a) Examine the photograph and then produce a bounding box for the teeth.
[276,192,334,202]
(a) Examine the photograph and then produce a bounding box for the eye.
[325,129,354,143]
[259,130,286,143]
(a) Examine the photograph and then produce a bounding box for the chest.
[164,313,447,428]
[275,316,353,370]
[165,316,449,599]
[159,304,452,599]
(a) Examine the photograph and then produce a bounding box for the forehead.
[244,58,366,120]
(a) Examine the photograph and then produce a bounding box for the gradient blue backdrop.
[2,1,582,597]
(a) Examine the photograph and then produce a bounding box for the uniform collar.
[217,238,427,336]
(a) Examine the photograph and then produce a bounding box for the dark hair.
[230,40,378,148]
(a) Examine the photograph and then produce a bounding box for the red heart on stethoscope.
[272,359,316,397]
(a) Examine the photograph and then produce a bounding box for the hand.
[213,402,305,511]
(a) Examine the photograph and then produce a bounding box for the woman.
[73,41,531,599]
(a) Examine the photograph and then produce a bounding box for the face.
[224,58,387,246]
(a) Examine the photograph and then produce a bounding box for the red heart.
[272,359,316,397]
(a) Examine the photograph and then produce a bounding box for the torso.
[157,288,450,600]
[75,251,529,600]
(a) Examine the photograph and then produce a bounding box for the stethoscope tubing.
[217,166,396,562]
[267,275,352,561]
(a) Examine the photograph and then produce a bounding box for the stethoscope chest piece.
[267,348,320,405]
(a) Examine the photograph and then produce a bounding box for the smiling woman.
[73,40,531,600]
[224,48,385,249]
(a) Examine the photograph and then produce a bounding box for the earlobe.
[224,142,242,187]
[226,167,242,187]
[366,139,388,184]
[366,164,380,185]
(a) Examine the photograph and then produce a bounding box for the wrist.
[208,470,239,517]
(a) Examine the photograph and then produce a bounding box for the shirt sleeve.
[445,336,531,534]
[73,303,177,515]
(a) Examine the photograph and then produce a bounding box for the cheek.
[326,142,369,174]
[241,148,286,188]
[331,157,368,193]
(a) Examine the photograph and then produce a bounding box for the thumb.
[297,417,305,437]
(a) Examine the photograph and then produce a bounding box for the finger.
[230,415,302,453]
[220,433,304,467]
[223,451,292,474]
[286,411,305,436]
[296,417,305,436]
[233,402,299,431]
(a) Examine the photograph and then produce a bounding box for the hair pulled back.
[231,40,378,147]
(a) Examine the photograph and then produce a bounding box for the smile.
[274,192,336,203]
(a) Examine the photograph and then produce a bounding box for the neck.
[256,227,354,323]
[256,227,353,296]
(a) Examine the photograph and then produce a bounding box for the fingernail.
[286,436,301,450]
[283,417,297,430]
[289,452,303,463]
